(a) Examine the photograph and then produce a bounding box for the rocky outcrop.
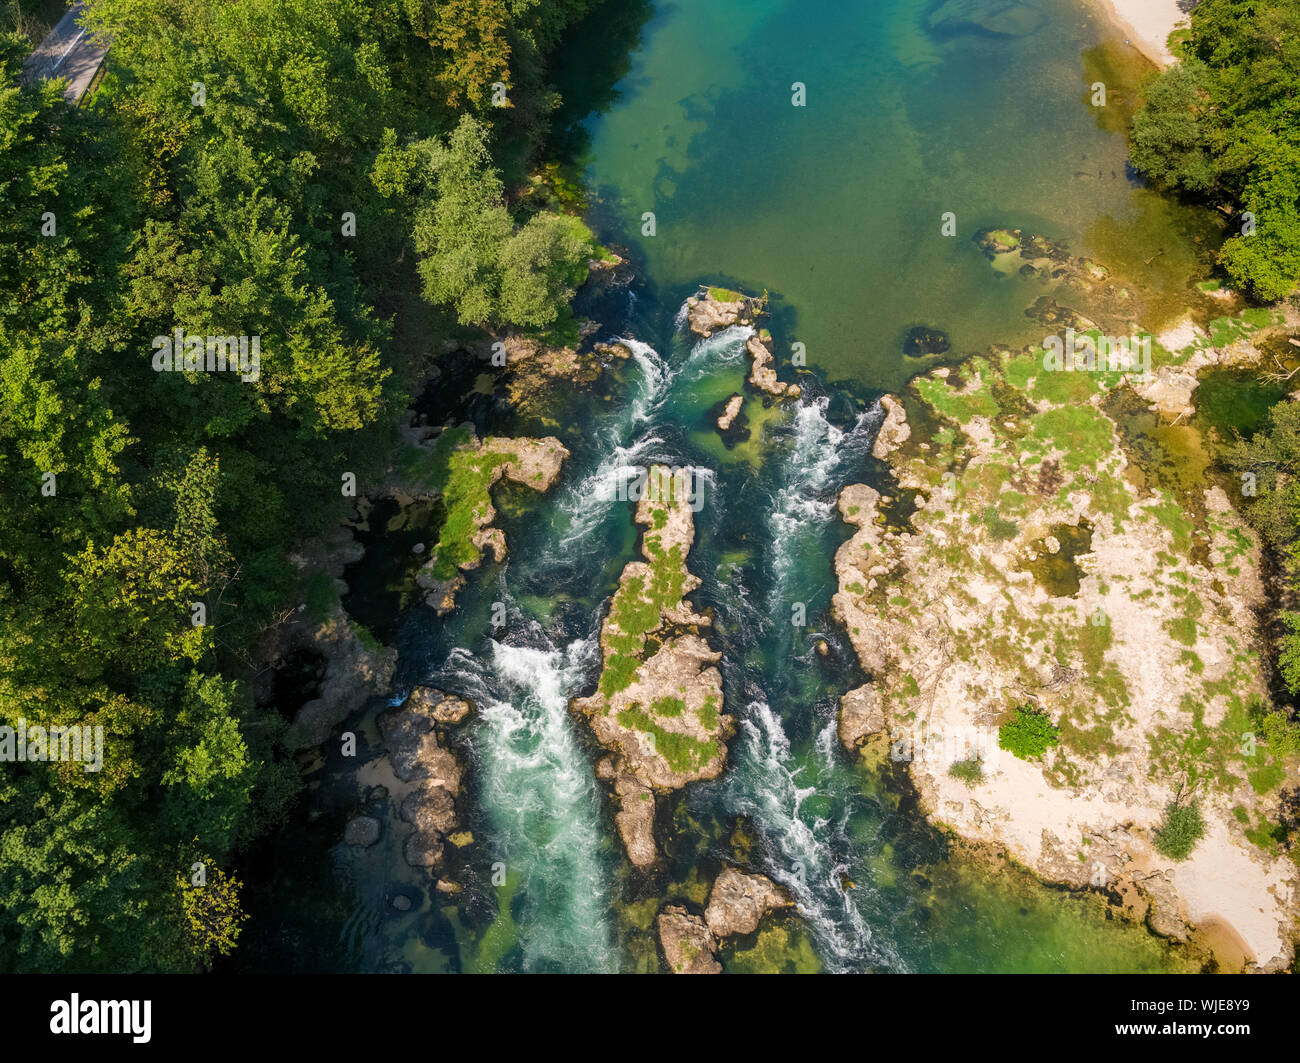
[716,393,744,431]
[379,687,467,873]
[871,394,910,460]
[597,758,657,868]
[704,868,793,938]
[573,465,733,867]
[404,430,570,615]
[268,527,398,752]
[658,867,795,973]
[403,685,472,726]
[837,684,885,751]
[745,333,801,398]
[831,322,1299,970]
[657,906,721,974]
[684,288,760,337]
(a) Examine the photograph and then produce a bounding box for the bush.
[948,757,985,787]
[1154,801,1205,860]
[998,705,1060,760]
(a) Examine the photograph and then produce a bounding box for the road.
[21,3,108,103]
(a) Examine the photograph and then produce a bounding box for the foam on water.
[438,634,617,973]
[727,700,904,973]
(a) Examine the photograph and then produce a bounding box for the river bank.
[1092,0,1188,68]
[831,240,1300,968]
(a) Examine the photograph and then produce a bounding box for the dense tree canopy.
[1130,0,1300,301]
[0,0,604,971]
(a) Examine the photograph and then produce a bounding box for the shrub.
[1154,801,1205,860]
[948,757,985,787]
[998,705,1060,760]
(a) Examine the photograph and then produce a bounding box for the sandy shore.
[1093,0,1190,68]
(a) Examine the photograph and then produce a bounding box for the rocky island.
[572,464,734,867]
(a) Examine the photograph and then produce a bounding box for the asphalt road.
[21,3,108,103]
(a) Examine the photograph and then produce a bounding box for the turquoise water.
[571,0,1217,389]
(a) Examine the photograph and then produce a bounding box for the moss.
[915,372,999,423]
[707,286,746,303]
[302,568,339,624]
[1028,406,1114,471]
[615,704,718,774]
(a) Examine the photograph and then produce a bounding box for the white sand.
[1095,0,1191,68]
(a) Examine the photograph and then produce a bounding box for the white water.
[728,701,904,973]
[441,636,618,973]
[767,397,883,603]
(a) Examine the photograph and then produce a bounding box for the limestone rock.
[657,906,721,974]
[838,684,886,751]
[704,868,793,938]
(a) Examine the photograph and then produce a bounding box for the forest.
[0,0,604,972]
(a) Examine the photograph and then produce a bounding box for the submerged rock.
[344,816,381,848]
[926,0,1048,38]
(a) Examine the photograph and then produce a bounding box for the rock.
[344,815,381,847]
[380,692,463,872]
[282,604,397,752]
[657,906,721,974]
[815,639,829,657]
[401,787,457,836]
[838,685,885,750]
[1136,870,1191,942]
[716,393,744,431]
[685,290,748,336]
[746,335,799,397]
[403,830,443,868]
[435,879,462,895]
[926,0,1048,39]
[614,772,657,869]
[403,685,472,726]
[572,464,733,865]
[872,394,911,459]
[411,542,426,555]
[704,868,793,938]
[379,702,462,791]
[391,894,413,912]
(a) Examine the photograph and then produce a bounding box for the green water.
[574,0,1219,389]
